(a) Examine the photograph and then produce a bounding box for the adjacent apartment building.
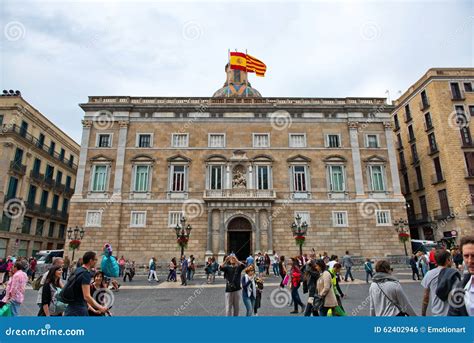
[392,68,474,242]
[0,91,80,258]
[67,64,407,263]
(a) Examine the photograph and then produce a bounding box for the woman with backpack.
[38,265,64,316]
[289,257,305,314]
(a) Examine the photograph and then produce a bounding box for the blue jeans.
[291,285,304,311]
[344,267,354,281]
[242,294,255,316]
[10,301,20,316]
[365,270,373,283]
[64,304,89,316]
[272,263,279,276]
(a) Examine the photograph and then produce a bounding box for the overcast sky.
[1,0,472,143]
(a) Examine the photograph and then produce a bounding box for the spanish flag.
[229,52,267,77]
[229,52,247,72]
[246,54,266,77]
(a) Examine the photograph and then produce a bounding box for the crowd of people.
[0,234,473,317]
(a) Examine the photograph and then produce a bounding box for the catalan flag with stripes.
[229,51,267,77]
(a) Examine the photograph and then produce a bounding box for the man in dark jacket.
[448,236,474,316]
[302,259,320,316]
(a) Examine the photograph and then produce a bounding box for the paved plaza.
[18,268,429,317]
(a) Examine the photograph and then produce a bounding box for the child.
[364,258,373,283]
[254,277,264,315]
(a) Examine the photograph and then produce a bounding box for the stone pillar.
[255,209,260,253]
[218,209,225,260]
[205,209,213,259]
[384,122,402,195]
[225,165,231,189]
[112,120,129,197]
[348,122,364,196]
[248,165,253,189]
[72,120,92,200]
[267,213,274,255]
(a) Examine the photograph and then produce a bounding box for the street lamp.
[394,218,410,256]
[67,226,85,264]
[175,216,192,257]
[291,214,308,256]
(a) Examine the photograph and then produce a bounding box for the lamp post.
[291,214,308,257]
[67,226,85,264]
[175,216,192,257]
[394,218,409,256]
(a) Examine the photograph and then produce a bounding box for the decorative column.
[348,121,364,197]
[267,213,274,255]
[112,120,129,197]
[205,209,213,258]
[384,121,402,195]
[225,165,231,189]
[255,209,260,253]
[248,165,253,189]
[72,120,92,200]
[218,209,225,260]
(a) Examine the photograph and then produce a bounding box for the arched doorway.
[227,217,252,261]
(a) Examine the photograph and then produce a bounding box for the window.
[49,141,56,156]
[0,239,6,259]
[253,133,270,148]
[397,133,403,149]
[27,185,36,204]
[208,134,225,148]
[332,211,348,227]
[209,165,223,190]
[36,219,45,236]
[326,134,341,148]
[37,133,45,149]
[420,90,429,108]
[59,148,65,161]
[97,134,112,148]
[366,134,379,148]
[40,190,49,208]
[450,82,463,99]
[294,211,310,226]
[171,165,186,192]
[56,170,63,185]
[137,134,152,148]
[433,157,444,182]
[18,240,28,257]
[256,165,270,190]
[399,151,406,169]
[369,165,385,191]
[32,241,41,257]
[91,165,108,192]
[59,224,66,239]
[33,158,41,173]
[48,222,55,237]
[65,176,72,190]
[424,112,433,130]
[407,125,415,141]
[0,115,3,127]
[134,165,150,192]
[419,196,429,219]
[415,166,423,189]
[293,166,308,192]
[403,172,410,194]
[438,189,450,216]
[464,82,473,92]
[172,134,189,147]
[85,210,102,227]
[45,165,54,180]
[375,210,391,226]
[62,198,69,213]
[130,211,147,228]
[22,216,32,234]
[428,132,438,153]
[13,148,23,165]
[69,155,74,167]
[405,104,412,122]
[411,144,419,163]
[52,194,59,210]
[393,114,400,130]
[168,211,184,227]
[289,134,306,148]
[6,177,18,200]
[465,152,474,177]
[328,165,345,192]
[20,121,28,137]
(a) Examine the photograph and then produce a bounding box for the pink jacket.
[2,270,28,304]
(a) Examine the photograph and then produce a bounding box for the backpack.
[58,269,86,304]
[32,276,43,291]
[49,285,67,315]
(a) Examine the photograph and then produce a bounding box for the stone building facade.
[0,93,80,258]
[69,65,407,263]
[392,68,474,242]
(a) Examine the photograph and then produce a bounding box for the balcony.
[451,92,465,101]
[203,189,276,200]
[29,170,45,184]
[43,176,55,189]
[9,161,26,175]
[64,187,74,198]
[413,213,432,225]
[433,207,454,221]
[50,208,68,222]
[419,100,430,111]
[54,181,66,193]
[427,145,439,156]
[431,173,445,184]
[1,124,77,171]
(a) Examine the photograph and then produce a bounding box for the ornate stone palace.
[68,64,407,263]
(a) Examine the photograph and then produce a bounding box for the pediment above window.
[167,154,191,163]
[287,154,311,163]
[252,154,274,162]
[364,155,387,163]
[89,154,114,163]
[323,154,347,163]
[205,154,228,163]
[131,154,155,163]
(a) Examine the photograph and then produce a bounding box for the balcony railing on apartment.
[1,124,77,170]
[25,202,68,222]
[414,213,432,225]
[203,189,276,200]
[9,161,26,175]
[419,100,430,111]
[433,207,454,221]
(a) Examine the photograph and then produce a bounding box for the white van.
[36,250,64,274]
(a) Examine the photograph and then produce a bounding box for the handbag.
[0,303,12,317]
[312,294,325,315]
[375,282,409,316]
